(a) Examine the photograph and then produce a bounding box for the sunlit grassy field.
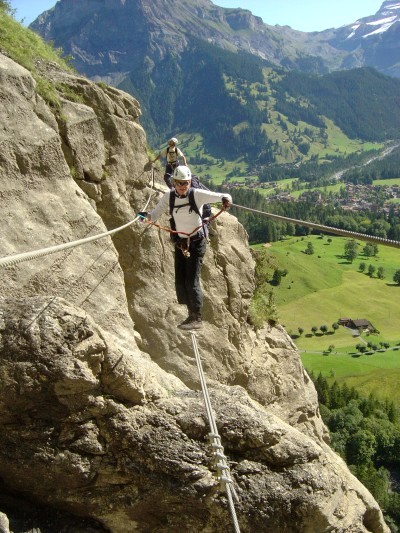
[267,236,399,336]
[301,350,400,404]
[262,235,400,402]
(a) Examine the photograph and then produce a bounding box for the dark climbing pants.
[164,162,179,189]
[174,238,207,316]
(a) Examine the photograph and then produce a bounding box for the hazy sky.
[10,0,384,32]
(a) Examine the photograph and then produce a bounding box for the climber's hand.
[137,211,148,221]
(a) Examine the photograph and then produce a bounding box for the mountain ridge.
[31,0,400,77]
[29,0,400,169]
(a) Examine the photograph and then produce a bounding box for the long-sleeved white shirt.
[149,189,232,237]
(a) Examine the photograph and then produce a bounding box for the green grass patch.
[0,7,74,107]
[373,177,400,186]
[177,132,249,184]
[264,234,400,403]
[267,235,400,343]
[289,182,343,199]
[312,118,383,158]
[302,351,400,404]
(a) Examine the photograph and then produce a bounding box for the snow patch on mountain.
[346,24,360,39]
[381,2,400,13]
[363,20,397,37]
[344,1,400,41]
[366,15,397,25]
[363,16,398,37]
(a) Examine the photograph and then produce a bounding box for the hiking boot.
[178,315,193,327]
[178,316,203,330]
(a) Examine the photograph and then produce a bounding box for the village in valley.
[223,177,400,215]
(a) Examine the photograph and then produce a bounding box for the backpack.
[190,175,212,220]
[169,177,212,242]
[189,174,211,221]
[166,146,178,162]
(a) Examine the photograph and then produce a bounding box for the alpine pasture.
[265,234,400,403]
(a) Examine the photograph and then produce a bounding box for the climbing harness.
[191,333,241,533]
[139,207,226,259]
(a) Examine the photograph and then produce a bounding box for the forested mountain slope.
[30,0,400,171]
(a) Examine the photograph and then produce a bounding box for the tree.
[249,289,279,328]
[352,464,389,509]
[387,402,398,424]
[272,269,282,286]
[286,223,295,236]
[0,1,12,13]
[305,241,314,255]
[311,326,318,335]
[332,322,339,332]
[368,264,376,277]
[363,243,378,257]
[344,239,359,263]
[298,327,304,336]
[393,270,400,285]
[377,266,384,280]
[346,430,377,465]
[359,262,366,273]
[320,325,328,335]
[315,372,330,405]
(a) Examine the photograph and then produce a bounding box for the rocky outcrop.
[0,297,388,532]
[0,52,389,531]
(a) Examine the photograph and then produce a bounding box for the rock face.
[0,52,389,532]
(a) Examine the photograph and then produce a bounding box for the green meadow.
[263,235,400,403]
[301,350,400,404]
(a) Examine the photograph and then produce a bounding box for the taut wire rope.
[191,333,241,533]
[231,203,400,249]
[2,173,399,269]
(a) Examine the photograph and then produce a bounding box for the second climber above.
[153,137,187,189]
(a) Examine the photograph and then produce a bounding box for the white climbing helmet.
[169,137,179,144]
[173,165,192,182]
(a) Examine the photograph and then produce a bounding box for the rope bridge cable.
[232,203,400,250]
[191,333,241,533]
[0,169,157,269]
